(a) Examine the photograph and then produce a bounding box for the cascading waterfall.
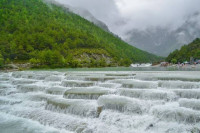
[0,71,200,133]
[63,87,111,99]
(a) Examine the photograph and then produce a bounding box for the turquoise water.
[32,66,200,72]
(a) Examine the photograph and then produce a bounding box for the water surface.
[0,70,200,133]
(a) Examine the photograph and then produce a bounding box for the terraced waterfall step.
[179,98,200,110]
[98,95,149,114]
[112,79,158,89]
[0,71,200,133]
[61,80,95,87]
[118,88,177,101]
[46,98,100,117]
[64,87,112,99]
[158,81,200,89]
[174,89,200,99]
[151,103,200,123]
[17,84,46,93]
[46,86,69,95]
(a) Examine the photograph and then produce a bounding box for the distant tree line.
[166,38,200,63]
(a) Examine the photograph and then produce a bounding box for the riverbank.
[0,63,32,72]
[1,64,200,72]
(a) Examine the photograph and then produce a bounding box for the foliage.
[29,50,65,68]
[166,38,200,63]
[0,0,161,68]
[119,59,132,67]
[171,58,177,64]
[0,53,4,67]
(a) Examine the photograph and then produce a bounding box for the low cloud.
[54,0,200,38]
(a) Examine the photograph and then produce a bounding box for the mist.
[54,0,200,38]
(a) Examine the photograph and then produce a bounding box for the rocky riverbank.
[0,63,32,72]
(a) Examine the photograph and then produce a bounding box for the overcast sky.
[54,0,200,38]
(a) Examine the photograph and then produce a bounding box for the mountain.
[125,12,200,57]
[0,0,160,68]
[46,0,110,32]
[69,7,110,32]
[166,38,200,63]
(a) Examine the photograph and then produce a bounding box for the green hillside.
[166,38,200,63]
[0,0,160,68]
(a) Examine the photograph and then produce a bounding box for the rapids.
[0,71,200,133]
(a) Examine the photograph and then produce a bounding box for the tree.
[166,38,200,63]
[119,58,132,67]
[194,50,200,59]
[29,58,40,65]
[99,58,107,67]
[171,58,177,64]
[0,53,4,67]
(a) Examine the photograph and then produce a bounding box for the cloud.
[54,0,120,22]
[54,0,200,38]
[53,0,122,33]
[115,0,200,28]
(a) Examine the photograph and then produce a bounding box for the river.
[0,70,200,133]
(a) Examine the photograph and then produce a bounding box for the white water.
[0,71,200,133]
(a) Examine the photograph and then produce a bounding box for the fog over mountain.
[45,0,110,32]
[126,12,200,56]
[53,0,200,56]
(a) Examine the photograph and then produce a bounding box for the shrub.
[0,53,4,67]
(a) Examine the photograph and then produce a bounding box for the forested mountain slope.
[0,0,161,68]
[166,38,200,63]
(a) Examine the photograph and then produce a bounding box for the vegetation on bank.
[0,0,161,68]
[166,38,200,63]
[0,53,4,68]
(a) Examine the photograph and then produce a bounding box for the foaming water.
[0,71,200,133]
[0,112,71,133]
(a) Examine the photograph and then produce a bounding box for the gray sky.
[54,0,200,38]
